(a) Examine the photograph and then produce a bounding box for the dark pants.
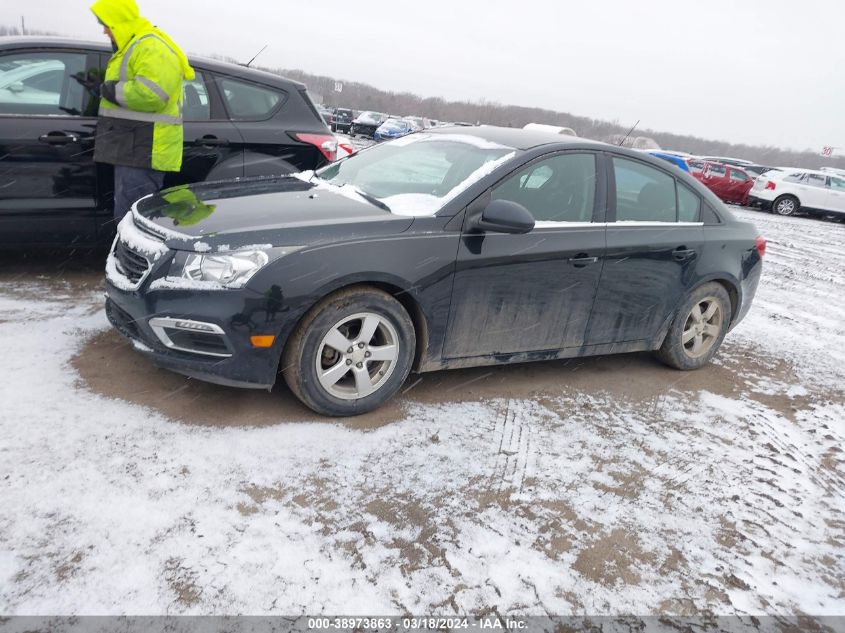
[113,165,165,220]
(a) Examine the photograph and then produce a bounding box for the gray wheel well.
[282,282,429,372]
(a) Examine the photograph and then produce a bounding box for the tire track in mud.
[489,399,535,496]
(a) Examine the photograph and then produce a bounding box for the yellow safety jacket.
[91,0,195,172]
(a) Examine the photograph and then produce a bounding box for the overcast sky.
[6,0,844,152]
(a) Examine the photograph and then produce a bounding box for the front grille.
[114,241,150,284]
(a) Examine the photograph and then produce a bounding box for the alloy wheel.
[681,298,723,358]
[315,312,400,400]
[776,198,796,215]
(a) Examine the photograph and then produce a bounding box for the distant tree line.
[271,66,844,171]
[0,25,56,36]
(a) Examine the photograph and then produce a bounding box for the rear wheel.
[656,282,731,370]
[773,195,799,216]
[282,287,415,416]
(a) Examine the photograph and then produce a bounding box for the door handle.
[567,254,599,267]
[194,135,229,147]
[673,247,697,261]
[38,132,79,145]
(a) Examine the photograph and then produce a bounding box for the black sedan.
[105,127,764,416]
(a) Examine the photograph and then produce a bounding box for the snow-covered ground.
[0,208,843,615]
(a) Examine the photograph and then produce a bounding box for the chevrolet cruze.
[105,126,764,416]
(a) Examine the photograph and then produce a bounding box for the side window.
[806,174,827,188]
[729,169,749,182]
[0,52,87,116]
[612,157,677,222]
[783,173,805,183]
[219,77,285,121]
[830,177,845,191]
[707,164,727,178]
[182,74,210,121]
[492,153,597,223]
[677,183,701,222]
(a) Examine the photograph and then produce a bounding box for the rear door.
[0,48,101,245]
[445,151,607,358]
[702,163,729,201]
[168,70,245,186]
[587,155,704,345]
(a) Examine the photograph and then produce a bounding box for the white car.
[749,168,845,218]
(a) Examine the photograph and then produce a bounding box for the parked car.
[0,37,337,247]
[316,104,334,126]
[742,164,777,178]
[350,111,388,138]
[645,150,690,172]
[332,107,353,133]
[692,161,754,205]
[748,169,845,218]
[405,116,432,130]
[699,156,754,168]
[104,126,764,416]
[373,118,420,141]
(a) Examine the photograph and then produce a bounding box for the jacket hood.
[90,0,194,81]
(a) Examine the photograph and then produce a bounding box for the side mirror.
[474,199,535,234]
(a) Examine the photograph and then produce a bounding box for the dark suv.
[0,37,336,246]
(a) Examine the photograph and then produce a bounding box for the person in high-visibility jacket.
[90,0,195,220]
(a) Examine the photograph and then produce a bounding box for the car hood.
[134,176,414,250]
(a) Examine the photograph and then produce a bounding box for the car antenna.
[244,45,268,68]
[618,119,640,146]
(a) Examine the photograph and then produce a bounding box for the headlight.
[167,247,302,289]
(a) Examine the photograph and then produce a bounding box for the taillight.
[755,236,766,258]
[765,181,776,190]
[293,132,337,162]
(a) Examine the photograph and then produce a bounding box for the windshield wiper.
[350,186,391,212]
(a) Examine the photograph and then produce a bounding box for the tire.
[773,195,799,216]
[282,287,416,416]
[656,282,732,371]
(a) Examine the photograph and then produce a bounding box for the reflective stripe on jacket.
[91,0,194,172]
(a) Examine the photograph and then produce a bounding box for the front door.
[587,155,704,345]
[444,151,606,359]
[0,49,100,245]
[826,176,845,213]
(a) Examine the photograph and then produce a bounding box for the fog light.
[250,335,276,348]
[175,320,216,332]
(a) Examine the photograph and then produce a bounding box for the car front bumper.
[104,283,284,390]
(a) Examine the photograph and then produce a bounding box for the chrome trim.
[148,317,233,358]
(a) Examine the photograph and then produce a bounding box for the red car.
[691,161,754,206]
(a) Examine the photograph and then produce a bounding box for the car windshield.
[316,133,516,216]
[357,111,384,123]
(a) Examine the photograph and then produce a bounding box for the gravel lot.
[0,207,843,615]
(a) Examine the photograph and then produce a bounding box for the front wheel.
[282,287,416,416]
[656,282,731,370]
[773,195,799,216]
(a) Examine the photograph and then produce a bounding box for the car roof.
[426,125,605,151]
[770,167,835,178]
[0,36,307,91]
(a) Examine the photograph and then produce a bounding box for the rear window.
[783,173,806,183]
[707,164,727,177]
[219,77,285,120]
